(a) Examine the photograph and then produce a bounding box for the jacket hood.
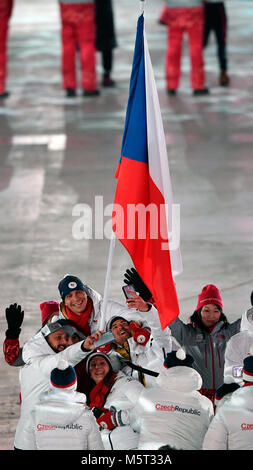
[22,331,55,363]
[156,366,202,392]
[22,317,82,363]
[82,285,102,308]
[240,308,253,332]
[35,389,88,427]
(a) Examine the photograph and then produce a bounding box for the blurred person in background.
[0,0,14,98]
[158,0,209,96]
[58,0,99,97]
[95,0,117,87]
[203,0,229,86]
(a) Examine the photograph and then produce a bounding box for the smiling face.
[111,318,131,345]
[200,304,221,328]
[89,356,110,384]
[64,289,88,315]
[47,328,75,353]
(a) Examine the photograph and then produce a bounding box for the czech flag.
[112,12,182,329]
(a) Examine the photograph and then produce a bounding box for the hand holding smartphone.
[93,330,115,348]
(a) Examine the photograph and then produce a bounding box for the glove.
[5,303,24,339]
[92,407,117,430]
[124,268,152,302]
[129,321,150,346]
[97,343,113,353]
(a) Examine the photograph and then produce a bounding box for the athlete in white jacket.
[104,310,173,388]
[86,351,144,450]
[59,276,173,383]
[99,371,145,450]
[136,349,214,450]
[203,352,253,450]
[32,359,103,450]
[224,306,253,382]
[14,321,103,450]
[58,275,166,342]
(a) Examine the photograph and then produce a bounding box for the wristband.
[5,328,21,340]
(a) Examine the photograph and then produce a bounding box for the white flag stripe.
[144,29,183,277]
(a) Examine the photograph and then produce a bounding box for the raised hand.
[124,267,152,301]
[5,303,24,339]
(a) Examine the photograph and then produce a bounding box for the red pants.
[60,3,97,91]
[163,7,206,91]
[0,0,13,93]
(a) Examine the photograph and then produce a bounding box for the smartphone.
[93,330,115,348]
[122,284,136,299]
[232,365,243,378]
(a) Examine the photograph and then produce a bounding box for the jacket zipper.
[217,348,221,368]
[209,336,216,391]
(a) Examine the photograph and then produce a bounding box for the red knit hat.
[196,284,223,310]
[40,301,60,324]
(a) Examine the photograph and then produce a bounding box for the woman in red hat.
[124,268,243,405]
[166,284,242,403]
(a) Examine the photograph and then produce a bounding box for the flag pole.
[99,0,145,331]
[140,0,145,14]
[99,230,116,330]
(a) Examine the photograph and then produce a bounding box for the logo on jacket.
[241,423,253,430]
[37,423,83,431]
[216,334,225,340]
[155,403,200,416]
[195,333,205,342]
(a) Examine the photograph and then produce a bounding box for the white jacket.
[14,333,91,450]
[108,306,173,387]
[203,385,253,450]
[32,388,104,450]
[98,371,144,450]
[59,285,168,340]
[136,366,214,450]
[60,286,173,384]
[108,336,162,388]
[224,308,253,382]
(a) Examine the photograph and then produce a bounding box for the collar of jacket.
[192,320,224,334]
